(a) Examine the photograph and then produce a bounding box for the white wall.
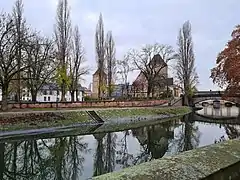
[14,88,84,102]
[37,90,83,102]
[65,91,83,102]
[21,88,32,101]
[36,90,59,102]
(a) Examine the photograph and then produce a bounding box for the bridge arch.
[193,97,221,106]
[192,91,237,107]
[194,99,236,107]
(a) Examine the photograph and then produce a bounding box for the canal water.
[0,108,239,179]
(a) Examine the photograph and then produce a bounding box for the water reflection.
[173,113,200,152]
[0,114,240,179]
[224,125,240,139]
[131,122,174,163]
[199,106,240,118]
[93,132,117,177]
[116,130,132,168]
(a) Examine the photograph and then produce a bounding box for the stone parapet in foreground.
[93,139,240,180]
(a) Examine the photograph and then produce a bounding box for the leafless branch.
[105,31,116,97]
[24,32,56,102]
[54,0,72,101]
[95,13,105,98]
[127,43,175,97]
[68,25,89,102]
[174,21,199,105]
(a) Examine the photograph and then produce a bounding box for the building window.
[48,96,50,101]
[43,90,47,95]
[49,90,53,95]
[44,97,46,101]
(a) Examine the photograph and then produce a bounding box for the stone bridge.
[192,91,224,105]
[191,91,240,107]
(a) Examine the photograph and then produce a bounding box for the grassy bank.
[0,106,191,131]
[97,107,190,119]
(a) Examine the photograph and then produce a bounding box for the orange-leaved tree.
[211,25,240,97]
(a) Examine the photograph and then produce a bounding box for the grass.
[0,106,191,132]
[96,107,190,119]
[0,111,90,131]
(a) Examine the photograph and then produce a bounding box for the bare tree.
[68,26,89,102]
[117,54,133,97]
[175,21,198,105]
[128,43,175,98]
[54,0,72,102]
[12,0,28,102]
[95,13,105,99]
[105,31,116,97]
[0,13,27,111]
[117,55,130,85]
[24,33,56,102]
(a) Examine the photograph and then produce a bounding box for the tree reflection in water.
[0,136,89,180]
[67,137,90,180]
[104,133,117,172]
[116,130,133,168]
[93,132,117,177]
[213,124,240,144]
[173,113,200,152]
[130,121,175,165]
[224,124,240,140]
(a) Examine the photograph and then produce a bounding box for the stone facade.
[132,54,169,98]
[92,69,107,98]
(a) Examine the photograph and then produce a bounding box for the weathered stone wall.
[203,161,240,180]
[93,139,240,180]
[5,99,168,109]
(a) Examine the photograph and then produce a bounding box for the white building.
[1,83,84,103]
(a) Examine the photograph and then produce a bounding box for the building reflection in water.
[131,122,174,163]
[215,108,220,116]
[199,105,240,118]
[227,107,231,117]
[204,107,207,115]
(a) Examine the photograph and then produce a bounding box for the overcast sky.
[0,0,239,90]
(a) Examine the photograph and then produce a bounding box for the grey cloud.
[0,0,239,89]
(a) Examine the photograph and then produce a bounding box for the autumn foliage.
[211,25,240,97]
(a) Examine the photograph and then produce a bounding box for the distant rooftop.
[93,68,107,76]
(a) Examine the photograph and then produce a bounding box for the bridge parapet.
[192,91,240,106]
[192,91,224,105]
[193,91,224,97]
